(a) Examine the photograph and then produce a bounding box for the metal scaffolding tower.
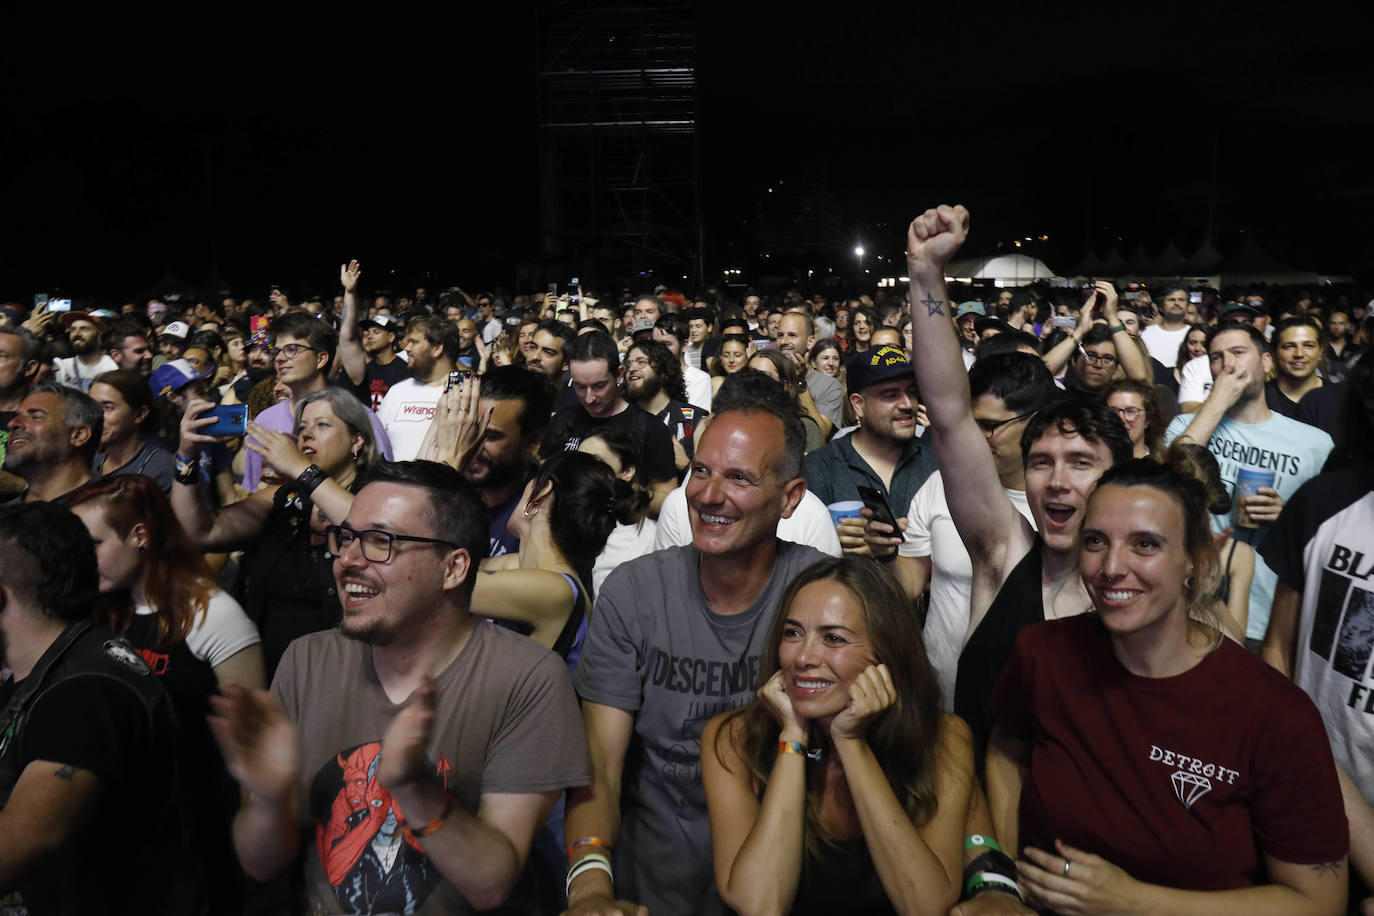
[536,1,701,288]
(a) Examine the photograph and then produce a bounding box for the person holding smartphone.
[801,346,938,556]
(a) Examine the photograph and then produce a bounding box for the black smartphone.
[856,484,900,531]
[445,369,473,392]
[203,404,248,438]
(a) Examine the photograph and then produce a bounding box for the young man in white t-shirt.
[377,316,460,461]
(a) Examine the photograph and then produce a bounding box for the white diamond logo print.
[1171,770,1212,809]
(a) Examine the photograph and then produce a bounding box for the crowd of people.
[0,206,1372,916]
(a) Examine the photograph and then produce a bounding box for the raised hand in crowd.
[21,305,59,337]
[340,259,362,293]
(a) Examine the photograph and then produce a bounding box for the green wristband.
[964,833,1002,852]
[1110,323,1127,334]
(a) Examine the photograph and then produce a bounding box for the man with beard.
[4,383,101,502]
[54,312,116,392]
[622,338,706,471]
[650,313,713,411]
[775,312,842,429]
[0,329,43,493]
[467,368,553,556]
[377,317,460,461]
[454,318,480,370]
[802,345,938,554]
[525,320,574,386]
[157,321,190,364]
[209,461,590,916]
[337,261,409,411]
[103,320,155,377]
[1139,285,1191,368]
[541,332,677,516]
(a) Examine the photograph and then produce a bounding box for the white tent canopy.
[946,253,1054,287]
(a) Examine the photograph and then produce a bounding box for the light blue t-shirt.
[1165,411,1333,640]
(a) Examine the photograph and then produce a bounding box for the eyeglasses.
[324,524,458,563]
[975,411,1034,436]
[624,356,651,369]
[1113,406,1142,420]
[1078,349,1117,367]
[268,343,317,360]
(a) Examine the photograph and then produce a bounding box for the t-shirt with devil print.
[271,622,590,915]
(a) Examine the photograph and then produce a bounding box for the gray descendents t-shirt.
[572,540,828,916]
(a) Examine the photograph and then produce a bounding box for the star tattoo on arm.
[921,295,946,318]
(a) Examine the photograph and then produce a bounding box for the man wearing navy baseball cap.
[801,345,938,555]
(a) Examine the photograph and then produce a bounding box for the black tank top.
[955,537,1044,775]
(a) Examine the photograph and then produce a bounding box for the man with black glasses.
[210,461,590,915]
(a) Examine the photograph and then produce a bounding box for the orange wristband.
[567,836,612,859]
[406,793,456,839]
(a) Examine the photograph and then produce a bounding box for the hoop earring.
[523,504,538,519]
[1184,576,1196,591]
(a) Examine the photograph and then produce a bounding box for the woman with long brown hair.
[702,556,974,916]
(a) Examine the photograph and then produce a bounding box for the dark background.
[3,1,1369,302]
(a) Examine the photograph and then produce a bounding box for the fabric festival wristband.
[567,836,611,859]
[778,740,823,761]
[967,873,1022,900]
[405,793,456,839]
[565,853,613,897]
[1110,323,1127,334]
[964,833,1002,852]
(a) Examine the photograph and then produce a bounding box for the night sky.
[3,1,1369,303]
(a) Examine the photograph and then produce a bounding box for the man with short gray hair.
[4,383,101,502]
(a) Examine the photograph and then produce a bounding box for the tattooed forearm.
[1309,861,1342,876]
[53,764,82,780]
[920,295,946,318]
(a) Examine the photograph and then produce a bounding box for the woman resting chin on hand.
[702,557,1005,916]
[986,451,1349,916]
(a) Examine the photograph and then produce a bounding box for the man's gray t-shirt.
[273,623,590,915]
[572,540,827,916]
